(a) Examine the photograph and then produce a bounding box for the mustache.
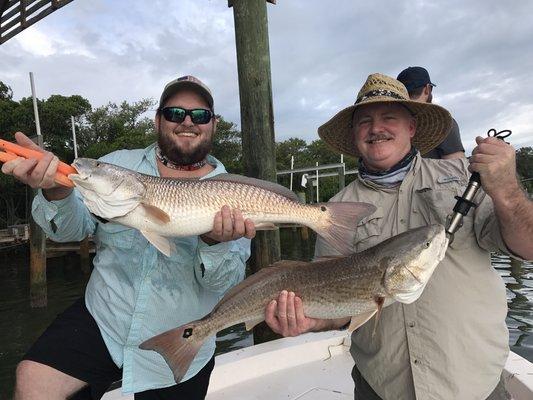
[366,133,393,143]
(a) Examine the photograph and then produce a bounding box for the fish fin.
[205,173,300,202]
[245,318,264,331]
[139,321,204,383]
[254,222,278,230]
[348,310,377,332]
[372,296,385,337]
[313,255,344,262]
[217,265,285,306]
[140,230,176,256]
[270,259,308,268]
[314,202,377,255]
[141,203,171,224]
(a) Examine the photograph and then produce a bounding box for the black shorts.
[23,298,215,400]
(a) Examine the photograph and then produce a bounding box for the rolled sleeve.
[31,189,96,242]
[474,191,526,260]
[195,237,250,294]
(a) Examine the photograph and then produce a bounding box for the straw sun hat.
[317,73,452,157]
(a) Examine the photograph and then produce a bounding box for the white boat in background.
[103,330,533,400]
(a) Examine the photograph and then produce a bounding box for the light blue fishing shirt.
[31,143,251,393]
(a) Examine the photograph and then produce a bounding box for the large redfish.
[69,158,376,256]
[140,224,448,382]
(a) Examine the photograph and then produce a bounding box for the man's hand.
[201,205,256,244]
[470,135,533,260]
[469,136,521,204]
[1,132,72,200]
[265,290,328,337]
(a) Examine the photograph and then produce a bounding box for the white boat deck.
[208,331,353,399]
[103,330,533,400]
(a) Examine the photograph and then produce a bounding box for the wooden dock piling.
[29,134,47,308]
[29,201,47,308]
[230,0,280,344]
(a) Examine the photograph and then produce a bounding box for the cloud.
[0,0,532,152]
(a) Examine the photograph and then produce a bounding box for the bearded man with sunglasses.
[8,76,254,400]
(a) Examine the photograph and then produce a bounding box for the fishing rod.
[445,128,512,242]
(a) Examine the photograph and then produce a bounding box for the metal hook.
[487,128,512,141]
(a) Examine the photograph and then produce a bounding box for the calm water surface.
[0,231,531,399]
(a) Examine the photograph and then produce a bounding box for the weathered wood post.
[29,137,47,308]
[28,71,47,307]
[229,0,279,344]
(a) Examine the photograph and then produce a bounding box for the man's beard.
[157,127,213,165]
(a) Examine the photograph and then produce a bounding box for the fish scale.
[140,176,306,217]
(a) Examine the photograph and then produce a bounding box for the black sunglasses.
[160,107,214,125]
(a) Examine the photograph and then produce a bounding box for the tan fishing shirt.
[315,153,511,400]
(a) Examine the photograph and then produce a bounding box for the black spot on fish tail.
[139,321,204,383]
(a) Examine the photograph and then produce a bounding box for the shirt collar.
[358,151,421,190]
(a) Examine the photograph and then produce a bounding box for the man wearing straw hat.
[265,73,533,399]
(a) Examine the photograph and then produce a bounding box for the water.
[0,233,532,399]
[493,253,533,359]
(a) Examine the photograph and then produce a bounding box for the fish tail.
[314,202,376,255]
[139,321,206,383]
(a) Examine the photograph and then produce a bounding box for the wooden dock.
[0,224,29,245]
[0,223,95,258]
[46,237,95,258]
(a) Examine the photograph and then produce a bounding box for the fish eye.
[95,161,100,167]
[320,206,327,212]
[425,241,430,248]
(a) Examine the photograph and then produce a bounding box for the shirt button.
[408,321,415,327]
[412,209,418,214]
[400,218,406,224]
[399,189,403,194]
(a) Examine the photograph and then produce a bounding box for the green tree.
[1,94,93,162]
[79,99,156,159]
[516,146,533,193]
[276,138,308,170]
[211,117,244,174]
[39,95,92,162]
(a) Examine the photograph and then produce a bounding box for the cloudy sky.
[1,0,532,154]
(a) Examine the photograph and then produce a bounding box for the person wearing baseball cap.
[266,73,532,400]
[9,75,254,399]
[397,66,465,159]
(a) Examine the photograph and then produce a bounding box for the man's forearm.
[493,184,533,260]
